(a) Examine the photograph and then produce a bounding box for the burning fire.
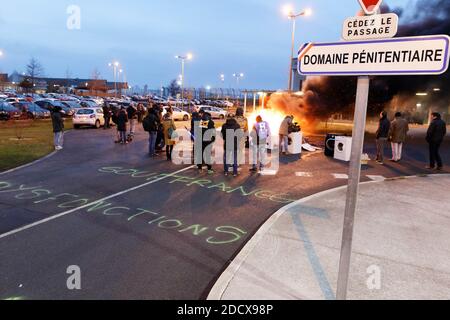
[247,108,286,136]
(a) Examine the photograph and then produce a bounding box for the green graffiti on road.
[98,167,296,204]
[0,181,247,246]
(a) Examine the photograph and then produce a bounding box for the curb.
[0,130,72,176]
[0,151,58,176]
[207,173,450,300]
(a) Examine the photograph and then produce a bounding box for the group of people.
[188,107,258,176]
[50,101,447,173]
[102,102,147,144]
[142,105,177,160]
[375,111,447,170]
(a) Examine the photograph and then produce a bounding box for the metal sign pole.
[336,75,370,300]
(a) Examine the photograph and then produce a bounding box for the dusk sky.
[0,0,411,90]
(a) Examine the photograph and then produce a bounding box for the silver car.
[198,106,228,119]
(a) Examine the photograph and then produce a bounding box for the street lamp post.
[232,73,244,100]
[283,5,312,92]
[0,50,3,75]
[220,74,225,98]
[175,53,193,110]
[119,68,127,97]
[108,61,120,98]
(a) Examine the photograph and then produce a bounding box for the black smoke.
[380,0,450,113]
[273,0,450,124]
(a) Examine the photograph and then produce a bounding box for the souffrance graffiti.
[97,167,296,204]
[0,181,247,245]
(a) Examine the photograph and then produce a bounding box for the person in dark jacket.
[51,106,64,150]
[154,106,165,153]
[375,111,391,164]
[190,111,202,141]
[221,118,242,177]
[389,112,409,162]
[127,104,138,137]
[143,107,161,157]
[195,112,216,173]
[426,112,447,170]
[117,107,129,144]
[102,103,112,129]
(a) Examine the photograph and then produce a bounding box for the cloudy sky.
[0,0,412,89]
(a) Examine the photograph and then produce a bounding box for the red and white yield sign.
[358,0,383,15]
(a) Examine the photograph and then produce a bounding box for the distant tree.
[91,68,101,80]
[168,79,181,97]
[19,78,33,92]
[26,58,44,89]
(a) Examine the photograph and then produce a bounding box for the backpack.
[143,114,157,132]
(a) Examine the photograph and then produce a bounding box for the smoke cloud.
[267,0,450,128]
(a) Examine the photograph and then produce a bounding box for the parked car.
[4,97,25,104]
[80,100,98,108]
[164,106,190,121]
[72,108,105,129]
[0,102,21,121]
[11,102,51,119]
[61,101,82,111]
[35,100,74,117]
[197,106,228,119]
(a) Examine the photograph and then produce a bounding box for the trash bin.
[288,132,303,155]
[325,133,338,157]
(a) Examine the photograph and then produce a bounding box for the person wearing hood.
[221,117,242,177]
[375,111,391,165]
[51,106,64,151]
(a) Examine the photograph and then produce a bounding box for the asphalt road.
[0,124,448,300]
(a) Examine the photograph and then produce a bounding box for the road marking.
[366,175,386,181]
[259,170,278,176]
[0,165,196,240]
[295,172,313,177]
[333,174,349,179]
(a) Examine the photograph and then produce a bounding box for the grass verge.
[0,119,73,172]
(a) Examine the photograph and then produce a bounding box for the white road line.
[295,172,313,177]
[0,165,196,240]
[366,175,386,181]
[259,170,278,176]
[333,173,349,179]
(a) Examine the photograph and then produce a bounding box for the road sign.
[298,35,450,76]
[358,0,383,15]
[343,13,398,40]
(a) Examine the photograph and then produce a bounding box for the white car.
[198,105,228,119]
[164,106,190,121]
[73,108,105,129]
[222,100,234,108]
